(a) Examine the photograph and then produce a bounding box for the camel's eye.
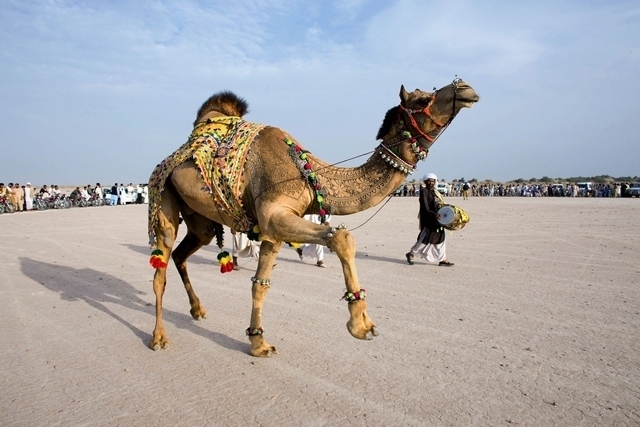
[416,99,430,108]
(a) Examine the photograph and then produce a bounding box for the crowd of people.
[395,181,637,198]
[0,182,149,211]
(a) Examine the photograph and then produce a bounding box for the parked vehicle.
[0,195,16,214]
[628,183,640,197]
[550,183,565,196]
[33,194,48,210]
[88,193,106,206]
[576,182,593,196]
[436,182,450,196]
[50,193,71,209]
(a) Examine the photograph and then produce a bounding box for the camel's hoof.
[250,345,278,358]
[347,322,378,340]
[149,337,170,351]
[190,306,207,320]
[364,326,379,340]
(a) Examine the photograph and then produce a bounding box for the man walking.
[405,173,454,267]
[462,182,470,200]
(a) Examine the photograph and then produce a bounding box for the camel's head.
[398,78,479,151]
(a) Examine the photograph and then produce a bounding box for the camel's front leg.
[330,228,378,340]
[247,240,282,357]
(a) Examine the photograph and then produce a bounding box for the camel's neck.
[311,133,418,215]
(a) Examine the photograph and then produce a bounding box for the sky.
[1,0,638,185]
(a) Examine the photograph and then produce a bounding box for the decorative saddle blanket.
[147,116,265,246]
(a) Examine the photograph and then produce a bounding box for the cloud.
[1,0,639,184]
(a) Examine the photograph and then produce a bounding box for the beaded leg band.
[251,277,271,286]
[246,327,264,336]
[342,289,366,302]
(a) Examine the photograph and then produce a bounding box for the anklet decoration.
[217,251,234,273]
[245,327,264,336]
[251,277,271,286]
[342,289,366,302]
[149,249,167,269]
[327,223,347,238]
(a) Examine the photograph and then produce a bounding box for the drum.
[437,205,470,231]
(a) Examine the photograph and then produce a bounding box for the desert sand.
[1,196,638,426]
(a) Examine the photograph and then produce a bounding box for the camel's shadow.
[19,257,247,353]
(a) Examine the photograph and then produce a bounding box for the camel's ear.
[399,85,410,105]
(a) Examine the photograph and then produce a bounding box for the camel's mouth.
[456,84,480,106]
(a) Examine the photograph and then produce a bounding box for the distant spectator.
[13,183,24,211]
[110,183,119,205]
[69,187,82,202]
[25,183,34,210]
[94,183,103,199]
[39,185,51,198]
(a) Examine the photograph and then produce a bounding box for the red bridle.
[399,79,460,145]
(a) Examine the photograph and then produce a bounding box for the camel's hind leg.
[247,240,282,357]
[149,187,180,351]
[172,212,219,321]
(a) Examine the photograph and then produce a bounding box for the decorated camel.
[147,78,479,356]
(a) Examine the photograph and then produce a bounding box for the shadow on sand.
[19,257,247,353]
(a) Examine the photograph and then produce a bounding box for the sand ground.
[1,197,639,426]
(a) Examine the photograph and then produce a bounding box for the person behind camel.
[405,173,454,267]
[296,213,332,267]
[231,230,260,270]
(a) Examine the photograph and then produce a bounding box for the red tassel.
[150,256,167,269]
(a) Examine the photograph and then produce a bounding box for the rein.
[399,77,460,146]
[252,77,462,230]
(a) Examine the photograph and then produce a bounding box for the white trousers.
[301,243,323,262]
[409,234,446,263]
[232,233,260,260]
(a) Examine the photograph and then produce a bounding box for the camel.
[147,78,479,356]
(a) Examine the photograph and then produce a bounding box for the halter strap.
[399,77,460,145]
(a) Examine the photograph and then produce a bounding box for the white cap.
[26,182,31,185]
[423,173,437,181]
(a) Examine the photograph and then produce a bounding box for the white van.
[576,182,593,196]
[436,182,450,196]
